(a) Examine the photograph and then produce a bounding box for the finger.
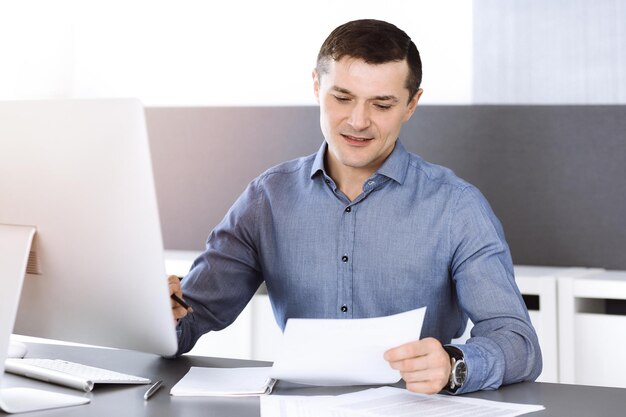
[387,355,429,372]
[168,275,182,292]
[394,353,451,395]
[168,277,185,302]
[398,366,450,395]
[172,305,188,320]
[404,379,446,395]
[389,350,450,376]
[171,296,185,308]
[400,364,449,385]
[167,275,188,322]
[385,337,440,362]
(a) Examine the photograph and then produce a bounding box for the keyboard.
[4,358,151,392]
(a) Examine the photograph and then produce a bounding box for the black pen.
[171,293,193,313]
[144,380,163,400]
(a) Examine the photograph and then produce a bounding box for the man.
[170,19,542,395]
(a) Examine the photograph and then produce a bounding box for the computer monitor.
[0,98,178,357]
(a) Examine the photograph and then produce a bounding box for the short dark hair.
[316,19,422,101]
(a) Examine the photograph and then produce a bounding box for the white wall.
[0,1,74,99]
[4,1,625,105]
[473,0,626,104]
[0,0,472,105]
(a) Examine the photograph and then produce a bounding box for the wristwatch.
[443,345,467,393]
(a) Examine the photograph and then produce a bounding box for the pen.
[171,293,193,313]
[143,379,163,400]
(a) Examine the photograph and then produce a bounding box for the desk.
[3,341,626,417]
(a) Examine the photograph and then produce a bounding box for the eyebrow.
[331,86,400,103]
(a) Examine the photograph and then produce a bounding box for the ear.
[403,88,423,122]
[312,69,321,104]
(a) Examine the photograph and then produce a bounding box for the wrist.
[443,345,467,393]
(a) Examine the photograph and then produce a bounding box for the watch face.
[453,360,468,386]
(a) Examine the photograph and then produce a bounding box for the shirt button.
[341,305,348,313]
[341,255,349,263]
[325,179,331,184]
[345,207,351,213]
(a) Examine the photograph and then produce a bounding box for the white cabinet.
[558,270,626,388]
[512,266,603,382]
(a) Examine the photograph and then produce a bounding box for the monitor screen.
[0,98,178,356]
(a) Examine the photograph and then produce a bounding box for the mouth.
[341,134,374,145]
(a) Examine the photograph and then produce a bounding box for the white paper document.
[170,367,276,396]
[260,386,545,417]
[270,307,426,386]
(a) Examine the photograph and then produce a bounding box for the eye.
[374,103,392,110]
[333,95,351,103]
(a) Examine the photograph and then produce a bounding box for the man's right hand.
[168,275,189,324]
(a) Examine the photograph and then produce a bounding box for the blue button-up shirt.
[177,140,542,393]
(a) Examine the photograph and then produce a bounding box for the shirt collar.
[310,140,410,185]
[310,142,329,179]
[376,140,409,185]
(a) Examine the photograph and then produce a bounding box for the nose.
[347,103,371,131]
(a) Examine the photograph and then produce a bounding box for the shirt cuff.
[446,342,502,394]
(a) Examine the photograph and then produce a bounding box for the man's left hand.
[384,337,451,394]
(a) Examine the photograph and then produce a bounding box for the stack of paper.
[170,367,276,397]
[260,386,545,417]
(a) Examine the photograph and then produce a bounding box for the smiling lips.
[342,134,374,145]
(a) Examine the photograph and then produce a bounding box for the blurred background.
[1,0,624,105]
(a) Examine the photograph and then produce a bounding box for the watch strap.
[443,345,464,361]
[443,345,466,393]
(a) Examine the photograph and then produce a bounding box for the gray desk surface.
[2,341,626,416]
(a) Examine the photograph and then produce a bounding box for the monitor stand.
[0,224,90,413]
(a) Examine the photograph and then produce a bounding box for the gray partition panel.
[146,105,626,270]
[145,107,323,252]
[402,105,626,270]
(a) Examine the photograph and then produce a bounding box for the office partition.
[146,105,626,270]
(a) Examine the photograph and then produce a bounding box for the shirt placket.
[335,175,385,318]
[338,200,355,318]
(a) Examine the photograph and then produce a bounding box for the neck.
[326,161,374,202]
[337,175,368,202]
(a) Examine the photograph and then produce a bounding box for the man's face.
[313,57,421,179]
